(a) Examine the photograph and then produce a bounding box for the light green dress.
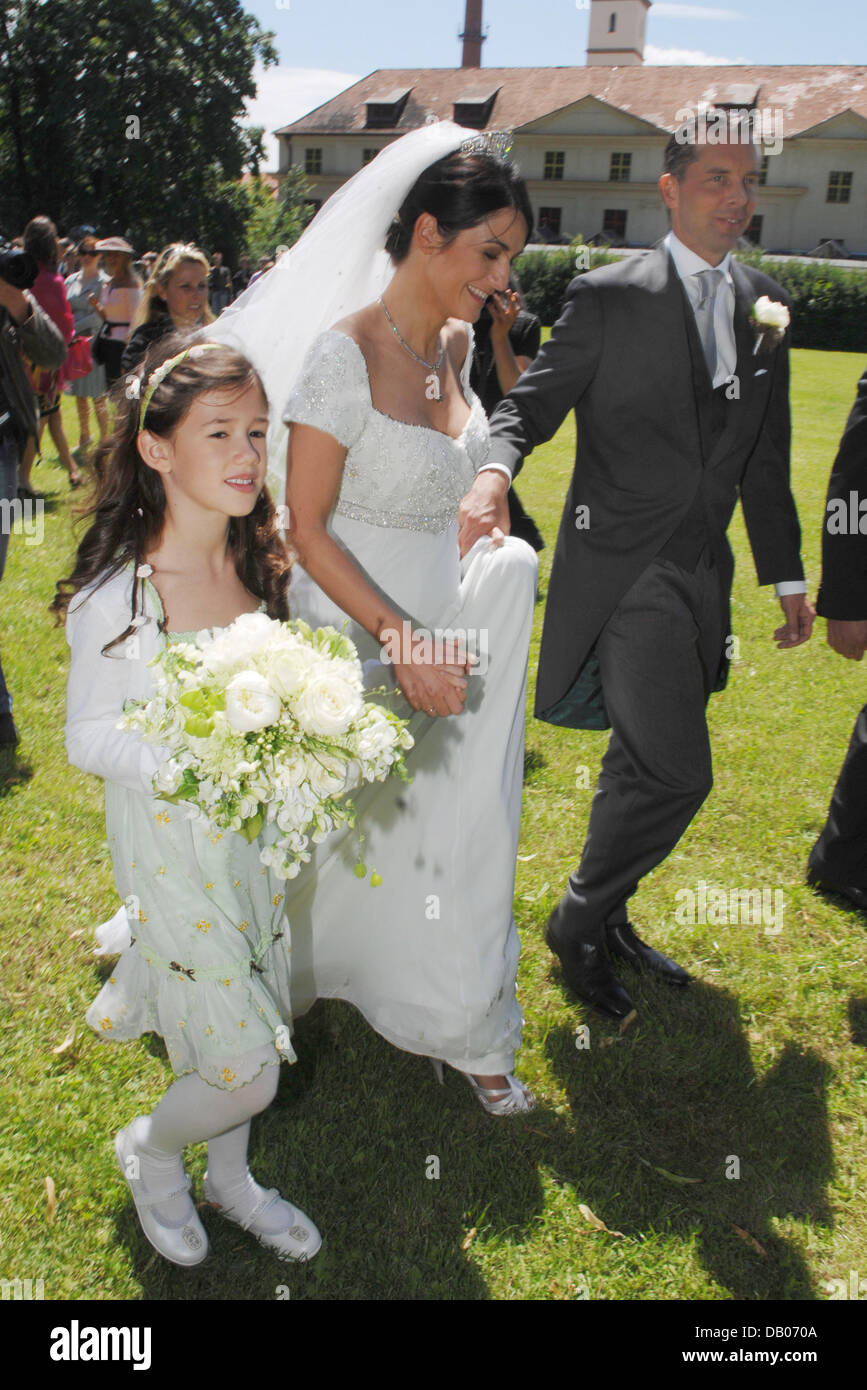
[84,579,295,1089]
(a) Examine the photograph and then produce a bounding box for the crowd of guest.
[0,219,273,746]
[2,220,267,499]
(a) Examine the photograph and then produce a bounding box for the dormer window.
[365,89,410,129]
[453,90,499,130]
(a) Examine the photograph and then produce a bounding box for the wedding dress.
[280,326,537,1074]
[204,119,537,1073]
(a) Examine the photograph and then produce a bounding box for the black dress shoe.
[0,712,19,746]
[606,921,691,985]
[807,865,867,913]
[545,907,634,1019]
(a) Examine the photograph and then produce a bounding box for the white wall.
[278,122,867,255]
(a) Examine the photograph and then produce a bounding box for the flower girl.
[53,334,321,1267]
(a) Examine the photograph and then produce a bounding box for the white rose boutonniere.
[751,296,790,355]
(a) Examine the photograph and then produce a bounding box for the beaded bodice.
[282,327,489,533]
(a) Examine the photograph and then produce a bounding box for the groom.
[458,115,813,1018]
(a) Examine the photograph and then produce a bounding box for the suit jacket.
[486,243,804,728]
[815,365,867,621]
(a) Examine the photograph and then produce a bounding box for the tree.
[0,0,277,263]
[243,167,314,262]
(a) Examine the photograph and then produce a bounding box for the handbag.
[91,319,128,381]
[65,334,93,381]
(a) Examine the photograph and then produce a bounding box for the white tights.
[132,1046,291,1231]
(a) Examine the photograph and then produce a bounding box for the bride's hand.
[393,658,469,717]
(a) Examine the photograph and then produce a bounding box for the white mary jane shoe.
[203,1173,322,1263]
[115,1119,209,1268]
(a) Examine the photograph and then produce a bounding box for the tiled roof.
[275,66,867,141]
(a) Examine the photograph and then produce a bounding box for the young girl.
[53,332,320,1268]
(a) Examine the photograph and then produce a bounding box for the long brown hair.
[23,215,59,271]
[52,331,290,651]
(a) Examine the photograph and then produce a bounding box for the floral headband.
[130,342,225,432]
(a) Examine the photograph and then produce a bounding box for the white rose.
[752,296,790,332]
[306,751,349,798]
[267,642,321,699]
[224,670,281,733]
[294,665,364,737]
[199,612,277,675]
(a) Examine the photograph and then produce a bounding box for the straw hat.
[94,236,134,255]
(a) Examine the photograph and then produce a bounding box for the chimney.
[460,0,485,68]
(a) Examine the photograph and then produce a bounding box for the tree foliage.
[0,0,276,262]
[243,167,314,263]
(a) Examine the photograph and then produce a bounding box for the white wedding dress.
[281,326,538,1074]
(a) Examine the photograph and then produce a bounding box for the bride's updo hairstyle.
[385,150,533,263]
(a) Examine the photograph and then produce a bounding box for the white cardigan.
[65,565,168,796]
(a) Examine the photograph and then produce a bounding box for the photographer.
[0,257,66,745]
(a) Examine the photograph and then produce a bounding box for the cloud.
[651,4,743,17]
[645,44,753,65]
[242,65,361,171]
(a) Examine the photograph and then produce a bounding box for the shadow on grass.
[544,970,834,1300]
[0,747,33,797]
[111,1000,570,1301]
[848,996,867,1048]
[97,979,835,1300]
[524,747,547,781]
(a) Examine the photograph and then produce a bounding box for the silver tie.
[694,268,724,380]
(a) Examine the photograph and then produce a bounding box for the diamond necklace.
[378,297,446,403]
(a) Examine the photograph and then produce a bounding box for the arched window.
[609,12,617,32]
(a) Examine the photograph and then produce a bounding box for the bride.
[214,122,538,1114]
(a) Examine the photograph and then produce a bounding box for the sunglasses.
[80,248,98,256]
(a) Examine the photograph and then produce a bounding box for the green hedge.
[515,247,613,328]
[517,244,867,351]
[738,252,867,352]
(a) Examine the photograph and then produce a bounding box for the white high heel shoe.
[429,1059,536,1116]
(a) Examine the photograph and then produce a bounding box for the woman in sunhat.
[90,236,142,385]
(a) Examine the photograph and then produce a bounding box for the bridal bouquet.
[119,612,413,879]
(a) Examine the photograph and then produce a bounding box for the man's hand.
[826,618,867,661]
[457,469,511,557]
[0,279,29,325]
[774,593,815,649]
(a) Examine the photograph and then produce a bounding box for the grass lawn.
[1,349,865,1302]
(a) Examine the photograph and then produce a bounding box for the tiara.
[459,129,514,159]
[138,342,224,432]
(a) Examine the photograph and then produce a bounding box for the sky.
[242,0,867,168]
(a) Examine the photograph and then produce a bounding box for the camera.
[0,245,38,290]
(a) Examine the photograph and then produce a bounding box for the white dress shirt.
[477,235,805,597]
[664,230,738,389]
[664,232,805,597]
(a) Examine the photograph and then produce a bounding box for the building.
[274,1,867,256]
